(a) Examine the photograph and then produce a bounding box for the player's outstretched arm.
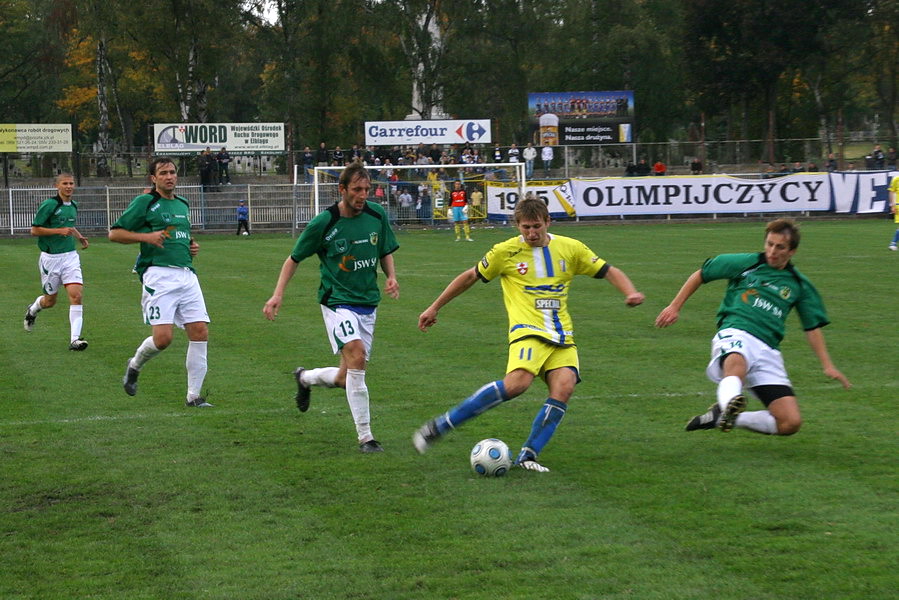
[655,269,703,328]
[263,257,300,321]
[603,266,644,306]
[418,267,479,332]
[805,327,852,389]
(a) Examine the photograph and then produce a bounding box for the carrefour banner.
[365,119,491,146]
[0,124,72,152]
[154,123,285,154]
[486,172,896,219]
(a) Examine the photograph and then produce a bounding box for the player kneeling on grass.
[413,197,645,472]
[263,162,400,454]
[655,218,851,435]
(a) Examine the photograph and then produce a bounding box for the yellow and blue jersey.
[476,233,608,347]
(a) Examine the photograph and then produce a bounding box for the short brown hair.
[149,156,177,175]
[338,162,371,188]
[514,197,550,223]
[765,218,800,249]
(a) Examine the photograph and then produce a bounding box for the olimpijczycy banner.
[485,172,897,219]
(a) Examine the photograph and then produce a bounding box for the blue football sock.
[516,398,567,463]
[435,380,509,434]
[892,229,899,244]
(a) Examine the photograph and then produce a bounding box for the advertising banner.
[365,120,491,146]
[527,91,634,146]
[154,123,285,154]
[486,172,897,219]
[484,180,577,220]
[0,124,72,153]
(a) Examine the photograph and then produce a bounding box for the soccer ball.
[241,231,249,236]
[470,438,513,477]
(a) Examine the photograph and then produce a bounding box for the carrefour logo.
[456,121,487,142]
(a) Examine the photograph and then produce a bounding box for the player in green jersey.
[655,218,851,435]
[412,197,645,472]
[24,173,90,350]
[263,162,400,453]
[109,157,212,408]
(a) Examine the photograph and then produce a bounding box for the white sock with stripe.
[186,341,208,399]
[130,336,161,370]
[345,369,372,443]
[69,305,83,341]
[302,367,340,388]
[716,375,743,411]
[735,410,778,434]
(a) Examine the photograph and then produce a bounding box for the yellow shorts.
[506,337,580,379]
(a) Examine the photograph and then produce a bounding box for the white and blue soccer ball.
[470,438,513,477]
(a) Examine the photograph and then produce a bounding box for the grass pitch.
[1,219,896,599]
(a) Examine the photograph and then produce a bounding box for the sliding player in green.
[655,218,851,435]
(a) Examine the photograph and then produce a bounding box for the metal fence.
[2,179,493,236]
[2,132,892,183]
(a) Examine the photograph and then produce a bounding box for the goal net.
[309,161,526,226]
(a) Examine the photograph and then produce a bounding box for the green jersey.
[111,192,194,279]
[32,196,78,254]
[291,201,399,307]
[701,252,829,349]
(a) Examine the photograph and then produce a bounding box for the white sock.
[345,369,372,443]
[302,367,339,388]
[30,296,44,314]
[717,375,743,411]
[69,305,83,341]
[130,336,161,370]
[735,410,778,434]
[186,341,208,399]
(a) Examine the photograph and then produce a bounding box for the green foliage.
[1,219,895,599]
[4,1,894,158]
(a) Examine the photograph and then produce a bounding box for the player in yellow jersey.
[412,198,644,472]
[888,174,899,250]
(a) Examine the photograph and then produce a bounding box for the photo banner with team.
[485,171,897,219]
[527,91,635,147]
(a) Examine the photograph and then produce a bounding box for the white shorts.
[321,305,376,359]
[706,327,791,388]
[140,266,209,328]
[38,251,83,296]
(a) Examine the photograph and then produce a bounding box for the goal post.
[311,161,526,226]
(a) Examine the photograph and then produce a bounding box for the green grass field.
[1,219,896,600]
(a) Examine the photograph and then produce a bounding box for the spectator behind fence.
[690,157,703,175]
[316,142,329,166]
[541,144,553,177]
[302,146,315,182]
[216,147,231,184]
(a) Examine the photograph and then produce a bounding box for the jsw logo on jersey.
[455,121,487,142]
[339,255,378,272]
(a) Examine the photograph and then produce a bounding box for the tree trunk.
[95,38,111,177]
